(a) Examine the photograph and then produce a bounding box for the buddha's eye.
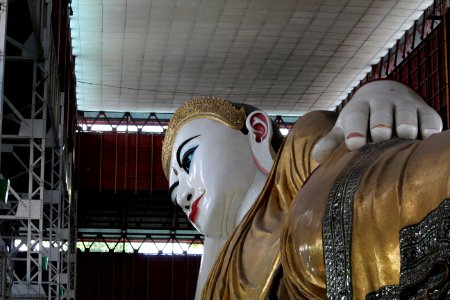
[182,146,198,173]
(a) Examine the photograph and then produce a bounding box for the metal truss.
[77,230,204,255]
[1,54,48,300]
[76,110,296,133]
[0,0,75,299]
[43,147,75,299]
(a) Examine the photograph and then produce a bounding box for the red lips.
[189,192,205,222]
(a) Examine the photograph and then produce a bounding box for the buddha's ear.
[245,111,275,174]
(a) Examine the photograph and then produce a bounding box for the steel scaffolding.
[0,0,75,299]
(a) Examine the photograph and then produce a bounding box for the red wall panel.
[76,133,168,192]
[77,252,201,300]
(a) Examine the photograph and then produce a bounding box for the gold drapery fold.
[202,110,450,299]
[281,131,450,299]
[202,111,337,299]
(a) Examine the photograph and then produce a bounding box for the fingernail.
[371,124,391,129]
[423,128,439,137]
[346,132,365,140]
[346,136,366,151]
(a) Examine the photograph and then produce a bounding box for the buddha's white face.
[168,118,259,239]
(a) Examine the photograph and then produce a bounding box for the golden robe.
[202,111,450,299]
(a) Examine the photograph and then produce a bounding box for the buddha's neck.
[195,237,227,300]
[194,170,268,299]
[236,170,268,225]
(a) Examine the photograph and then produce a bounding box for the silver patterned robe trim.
[398,198,450,299]
[365,285,399,300]
[365,198,450,299]
[322,139,410,299]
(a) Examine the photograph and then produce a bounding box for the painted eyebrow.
[176,135,200,168]
[168,181,179,205]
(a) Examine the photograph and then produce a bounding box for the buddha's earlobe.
[245,111,275,174]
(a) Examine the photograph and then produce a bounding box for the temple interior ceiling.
[70,0,433,116]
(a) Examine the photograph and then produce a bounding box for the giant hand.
[312,80,443,163]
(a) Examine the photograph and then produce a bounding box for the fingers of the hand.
[312,127,344,164]
[342,103,369,151]
[418,109,443,139]
[395,107,418,139]
[369,103,394,143]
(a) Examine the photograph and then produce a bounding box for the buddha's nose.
[177,186,194,211]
